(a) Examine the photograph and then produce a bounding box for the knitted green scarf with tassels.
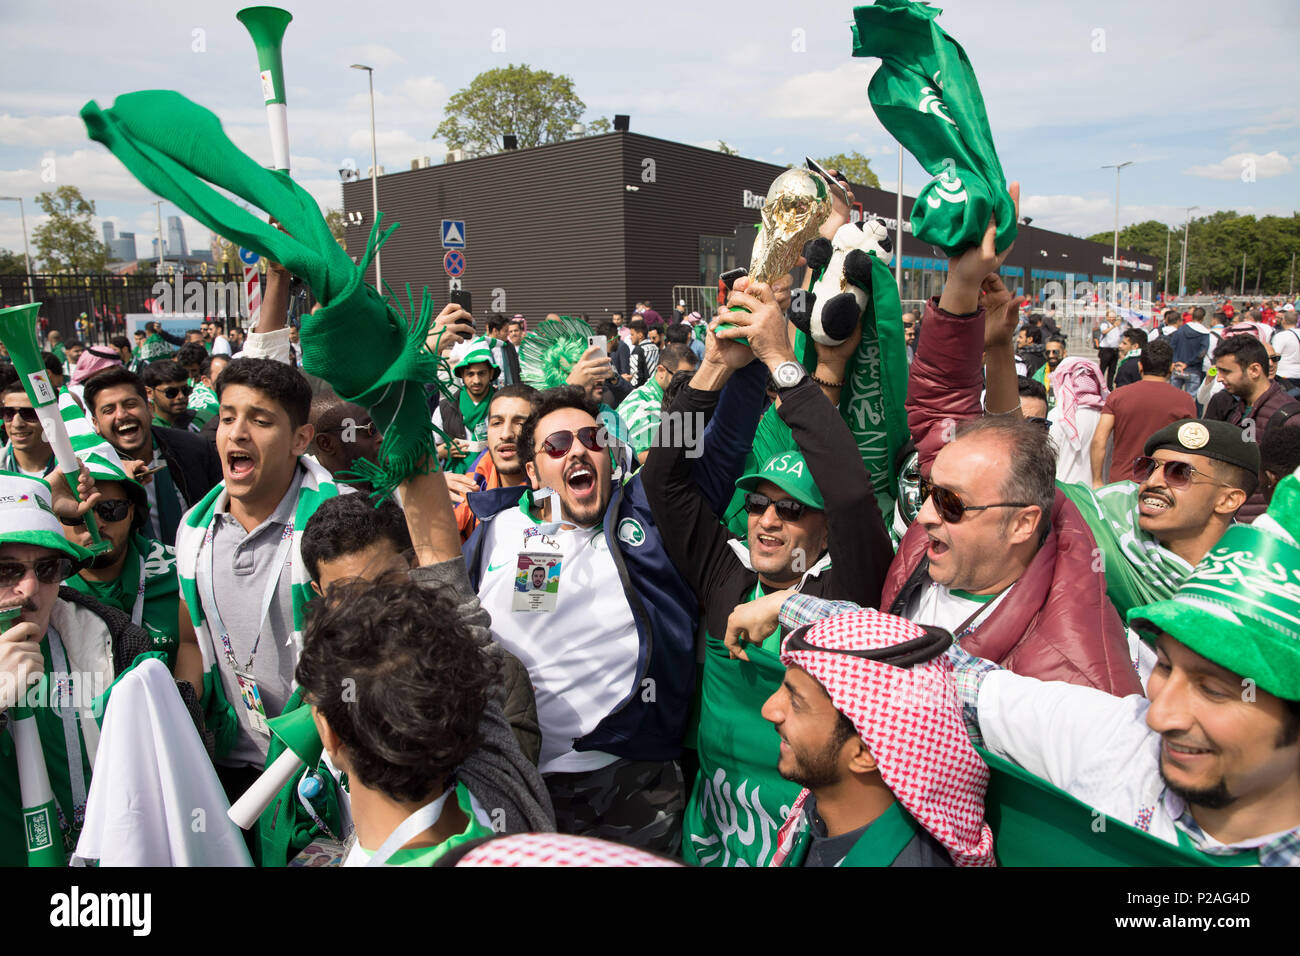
[80,90,449,499]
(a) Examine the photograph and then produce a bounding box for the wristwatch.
[772,360,807,390]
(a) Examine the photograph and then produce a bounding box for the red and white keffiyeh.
[1051,356,1108,446]
[453,833,681,868]
[778,609,996,867]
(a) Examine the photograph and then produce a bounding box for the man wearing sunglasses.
[0,368,55,478]
[141,359,196,432]
[464,384,719,854]
[58,449,202,693]
[0,470,207,864]
[641,278,892,866]
[757,184,1139,695]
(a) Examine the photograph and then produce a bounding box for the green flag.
[852,0,1017,256]
[683,637,802,868]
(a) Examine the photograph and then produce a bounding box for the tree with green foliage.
[587,117,612,135]
[435,64,588,155]
[0,249,28,275]
[1090,212,1300,295]
[325,208,346,251]
[815,151,880,189]
[716,141,739,156]
[32,185,108,273]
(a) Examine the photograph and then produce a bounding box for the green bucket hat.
[452,337,499,377]
[1127,473,1300,701]
[735,450,825,511]
[0,471,95,567]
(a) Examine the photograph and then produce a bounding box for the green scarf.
[458,386,492,442]
[81,90,450,498]
[174,457,340,759]
[852,0,1017,256]
[64,533,182,670]
[1058,481,1192,622]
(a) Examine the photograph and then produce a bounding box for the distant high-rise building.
[108,231,137,262]
[152,237,168,259]
[166,216,188,258]
[102,222,116,244]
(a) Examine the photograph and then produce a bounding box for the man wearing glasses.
[141,360,196,432]
[0,369,55,477]
[464,377,752,853]
[0,470,205,864]
[640,279,891,867]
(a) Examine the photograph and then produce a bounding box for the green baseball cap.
[1128,474,1300,701]
[735,450,825,511]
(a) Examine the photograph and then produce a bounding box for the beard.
[1159,761,1235,811]
[779,736,844,791]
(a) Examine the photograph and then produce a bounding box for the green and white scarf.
[852,0,1017,256]
[187,379,218,431]
[1059,480,1193,621]
[174,456,340,758]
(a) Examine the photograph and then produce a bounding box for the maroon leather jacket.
[890,298,1141,696]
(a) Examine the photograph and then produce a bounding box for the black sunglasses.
[1132,456,1231,490]
[58,499,132,527]
[160,385,192,400]
[539,426,605,458]
[918,477,1034,524]
[0,556,75,586]
[743,491,816,522]
[1,406,40,424]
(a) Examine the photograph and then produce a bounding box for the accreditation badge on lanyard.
[200,521,294,737]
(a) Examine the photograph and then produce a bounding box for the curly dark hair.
[175,342,210,374]
[300,495,413,584]
[297,579,498,804]
[517,386,602,466]
[215,357,312,430]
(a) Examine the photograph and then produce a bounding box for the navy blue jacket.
[463,370,760,763]
[1169,324,1209,369]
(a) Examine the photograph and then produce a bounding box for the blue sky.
[1,0,1296,263]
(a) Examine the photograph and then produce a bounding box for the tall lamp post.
[1101,161,1133,309]
[350,63,381,291]
[1178,205,1198,299]
[152,199,165,272]
[0,196,35,303]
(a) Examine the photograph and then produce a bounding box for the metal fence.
[0,271,262,346]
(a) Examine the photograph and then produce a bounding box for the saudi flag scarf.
[1058,480,1192,621]
[81,91,450,499]
[852,0,1017,256]
[174,456,340,759]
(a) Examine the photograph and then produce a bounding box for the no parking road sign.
[444,250,466,277]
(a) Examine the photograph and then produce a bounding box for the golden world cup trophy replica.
[720,168,832,342]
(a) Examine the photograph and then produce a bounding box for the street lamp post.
[0,196,35,303]
[350,63,381,291]
[152,199,164,273]
[1101,162,1133,309]
[1178,205,1199,299]
[1163,227,1171,299]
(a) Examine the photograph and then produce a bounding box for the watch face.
[776,363,801,387]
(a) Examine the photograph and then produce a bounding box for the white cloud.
[1185,151,1293,180]
[345,43,406,70]
[0,114,87,148]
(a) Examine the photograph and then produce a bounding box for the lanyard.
[46,625,89,829]
[353,787,455,868]
[198,518,295,672]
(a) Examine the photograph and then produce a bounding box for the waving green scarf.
[80,90,451,498]
[852,0,1017,256]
